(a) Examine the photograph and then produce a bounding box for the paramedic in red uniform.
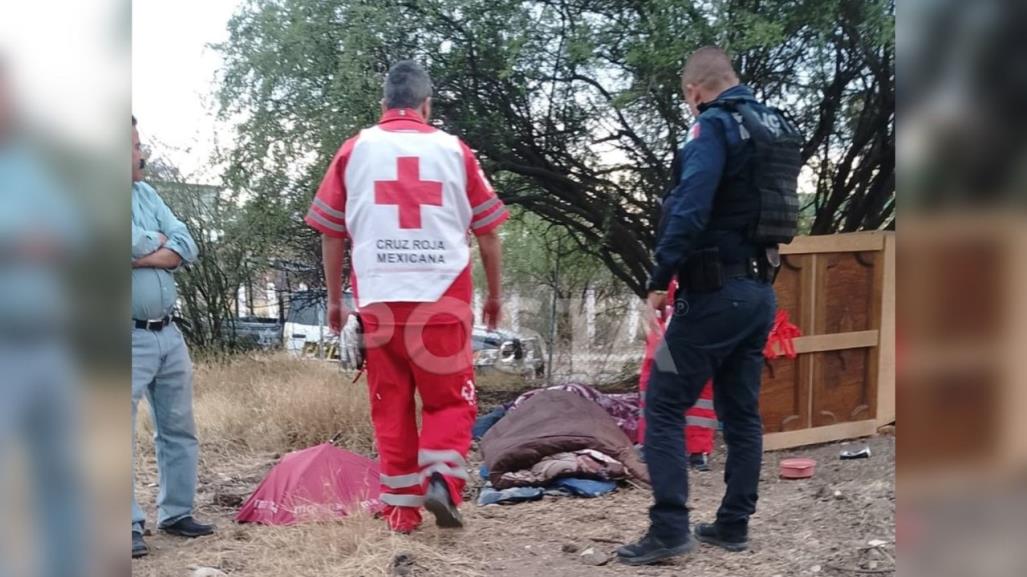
[305,60,508,533]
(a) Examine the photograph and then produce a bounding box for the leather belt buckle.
[135,316,170,331]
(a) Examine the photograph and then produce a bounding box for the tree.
[473,207,627,347]
[215,0,895,296]
[146,150,283,350]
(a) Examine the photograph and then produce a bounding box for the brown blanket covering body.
[480,390,650,489]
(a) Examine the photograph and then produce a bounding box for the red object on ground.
[235,443,382,525]
[637,279,716,454]
[779,457,817,479]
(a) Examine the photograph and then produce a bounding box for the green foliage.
[473,206,620,300]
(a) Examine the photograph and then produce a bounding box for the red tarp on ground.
[235,443,382,525]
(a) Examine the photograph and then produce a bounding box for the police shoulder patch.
[686,122,701,143]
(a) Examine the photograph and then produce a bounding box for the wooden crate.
[761,231,895,450]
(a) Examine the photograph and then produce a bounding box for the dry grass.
[133,354,494,576]
[136,354,375,458]
[210,516,484,577]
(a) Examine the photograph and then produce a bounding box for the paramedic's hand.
[483,294,502,330]
[328,301,350,334]
[340,314,364,370]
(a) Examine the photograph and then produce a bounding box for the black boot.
[159,516,215,538]
[132,531,149,558]
[424,472,463,528]
[616,532,696,566]
[694,522,748,552]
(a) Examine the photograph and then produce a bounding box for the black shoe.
[694,522,748,552]
[132,531,149,558]
[424,472,463,528]
[616,532,696,566]
[159,516,215,538]
[689,453,711,472]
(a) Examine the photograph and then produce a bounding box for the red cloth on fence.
[763,309,801,360]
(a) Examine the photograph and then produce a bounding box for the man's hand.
[476,231,503,330]
[157,232,168,246]
[644,290,669,336]
[132,247,182,269]
[339,314,364,369]
[327,300,351,334]
[483,294,502,330]
[647,290,668,312]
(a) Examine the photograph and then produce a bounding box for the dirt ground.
[132,433,895,576]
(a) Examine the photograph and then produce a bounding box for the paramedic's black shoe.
[424,472,463,528]
[689,452,711,471]
[132,531,148,558]
[616,532,696,565]
[694,522,749,552]
[159,516,215,538]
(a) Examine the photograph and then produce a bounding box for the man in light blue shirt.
[0,61,86,577]
[131,116,213,558]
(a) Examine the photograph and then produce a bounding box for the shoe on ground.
[424,472,463,529]
[689,452,711,472]
[159,516,215,538]
[694,522,748,552]
[616,532,696,566]
[132,531,149,558]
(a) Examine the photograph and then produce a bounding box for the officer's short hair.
[383,60,433,110]
[682,46,739,89]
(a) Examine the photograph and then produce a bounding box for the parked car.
[231,316,283,350]
[472,326,545,378]
[174,313,282,350]
[285,290,355,363]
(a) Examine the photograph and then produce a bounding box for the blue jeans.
[0,340,84,577]
[644,277,776,543]
[131,323,198,533]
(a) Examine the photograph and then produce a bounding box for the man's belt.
[134,315,172,331]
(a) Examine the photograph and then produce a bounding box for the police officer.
[617,46,801,566]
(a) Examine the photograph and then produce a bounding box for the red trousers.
[363,315,476,532]
[637,279,717,455]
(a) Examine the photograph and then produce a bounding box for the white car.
[472,326,545,378]
[284,290,354,362]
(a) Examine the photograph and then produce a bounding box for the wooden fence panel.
[761,232,894,450]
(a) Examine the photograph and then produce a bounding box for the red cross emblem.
[374,157,443,229]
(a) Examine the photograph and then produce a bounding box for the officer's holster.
[679,247,780,293]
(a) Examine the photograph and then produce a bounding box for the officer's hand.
[643,291,667,337]
[647,290,668,312]
[328,301,349,334]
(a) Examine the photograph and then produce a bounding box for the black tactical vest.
[706,98,803,245]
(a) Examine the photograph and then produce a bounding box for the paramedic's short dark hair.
[383,60,433,110]
[132,115,137,126]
